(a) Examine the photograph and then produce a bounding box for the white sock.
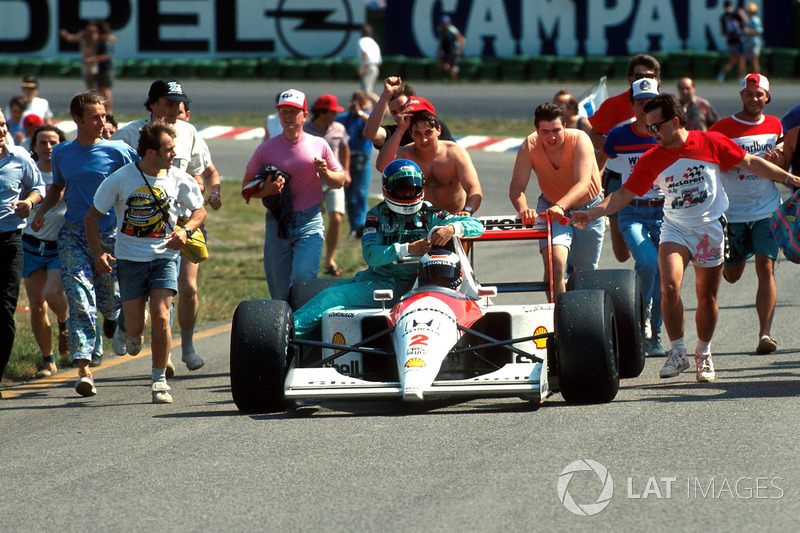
[670,337,685,354]
[696,340,711,356]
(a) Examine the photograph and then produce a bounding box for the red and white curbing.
[53,121,524,152]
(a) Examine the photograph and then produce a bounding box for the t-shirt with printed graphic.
[602,123,660,200]
[587,90,635,136]
[624,130,745,226]
[93,162,204,262]
[708,114,781,223]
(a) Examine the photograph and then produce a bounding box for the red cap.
[23,114,44,128]
[402,97,436,116]
[313,94,345,112]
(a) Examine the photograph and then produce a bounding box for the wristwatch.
[463,206,474,214]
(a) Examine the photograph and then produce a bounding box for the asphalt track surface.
[3,78,800,531]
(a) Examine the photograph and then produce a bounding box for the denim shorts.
[22,243,60,278]
[117,256,179,301]
[536,193,605,271]
[725,218,778,265]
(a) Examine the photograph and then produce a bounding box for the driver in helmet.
[417,250,462,290]
[293,159,484,339]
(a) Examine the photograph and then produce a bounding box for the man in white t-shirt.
[358,25,382,97]
[112,78,221,374]
[20,75,54,124]
[86,119,206,404]
[572,93,800,384]
[709,74,782,355]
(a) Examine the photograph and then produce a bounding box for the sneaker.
[716,72,725,82]
[643,304,653,340]
[35,361,57,379]
[58,329,69,356]
[660,349,690,378]
[90,353,103,367]
[182,351,204,371]
[696,353,715,382]
[103,318,117,339]
[75,372,97,397]
[645,335,666,358]
[151,381,173,404]
[756,336,777,355]
[113,325,128,356]
[126,333,143,356]
[165,356,175,380]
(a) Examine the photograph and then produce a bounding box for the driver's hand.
[408,238,432,256]
[428,225,455,247]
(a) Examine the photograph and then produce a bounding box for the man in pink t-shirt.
[242,89,345,301]
[573,94,800,384]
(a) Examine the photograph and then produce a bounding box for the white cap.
[276,89,307,111]
[631,78,659,100]
[741,73,770,103]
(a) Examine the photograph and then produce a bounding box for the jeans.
[0,230,23,378]
[263,206,324,301]
[345,152,371,232]
[618,203,663,335]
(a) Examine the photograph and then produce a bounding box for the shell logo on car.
[405,357,426,368]
[534,326,548,349]
[332,332,345,345]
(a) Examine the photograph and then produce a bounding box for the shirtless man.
[375,97,481,216]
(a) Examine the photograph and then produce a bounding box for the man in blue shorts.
[32,90,138,397]
[86,120,205,403]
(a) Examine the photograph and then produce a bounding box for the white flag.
[577,76,609,119]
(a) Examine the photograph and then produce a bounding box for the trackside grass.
[3,181,368,382]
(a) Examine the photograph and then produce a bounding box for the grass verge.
[4,181,367,382]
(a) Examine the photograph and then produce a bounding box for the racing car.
[229,215,645,414]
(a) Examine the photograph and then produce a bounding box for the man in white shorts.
[571,93,800,383]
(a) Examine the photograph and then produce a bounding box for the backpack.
[768,189,800,263]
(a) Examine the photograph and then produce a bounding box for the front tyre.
[555,289,619,404]
[230,299,293,413]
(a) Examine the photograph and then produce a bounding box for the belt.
[22,233,58,251]
[630,198,664,207]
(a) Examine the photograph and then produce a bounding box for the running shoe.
[57,328,69,356]
[660,349,689,378]
[126,333,143,356]
[756,336,777,355]
[113,325,128,356]
[35,361,57,379]
[696,353,715,382]
[645,335,666,358]
[151,381,173,404]
[75,373,97,397]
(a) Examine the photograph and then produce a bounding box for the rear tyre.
[230,299,292,413]
[567,269,645,379]
[555,289,619,404]
[288,278,341,311]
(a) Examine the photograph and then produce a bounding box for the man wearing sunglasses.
[587,54,661,265]
[571,93,800,384]
[595,78,663,358]
[709,74,782,356]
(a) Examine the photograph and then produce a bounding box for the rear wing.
[461,215,556,300]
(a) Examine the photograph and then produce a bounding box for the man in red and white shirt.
[709,74,782,355]
[572,93,799,383]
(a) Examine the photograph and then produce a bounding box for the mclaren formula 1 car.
[230,216,645,414]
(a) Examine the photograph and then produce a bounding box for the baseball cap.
[276,89,307,111]
[148,79,191,103]
[21,75,39,89]
[313,94,344,112]
[741,73,770,103]
[23,114,43,129]
[402,97,436,116]
[631,78,659,100]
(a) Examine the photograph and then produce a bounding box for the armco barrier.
[5,51,800,83]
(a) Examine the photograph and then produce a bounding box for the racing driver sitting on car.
[293,159,485,340]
